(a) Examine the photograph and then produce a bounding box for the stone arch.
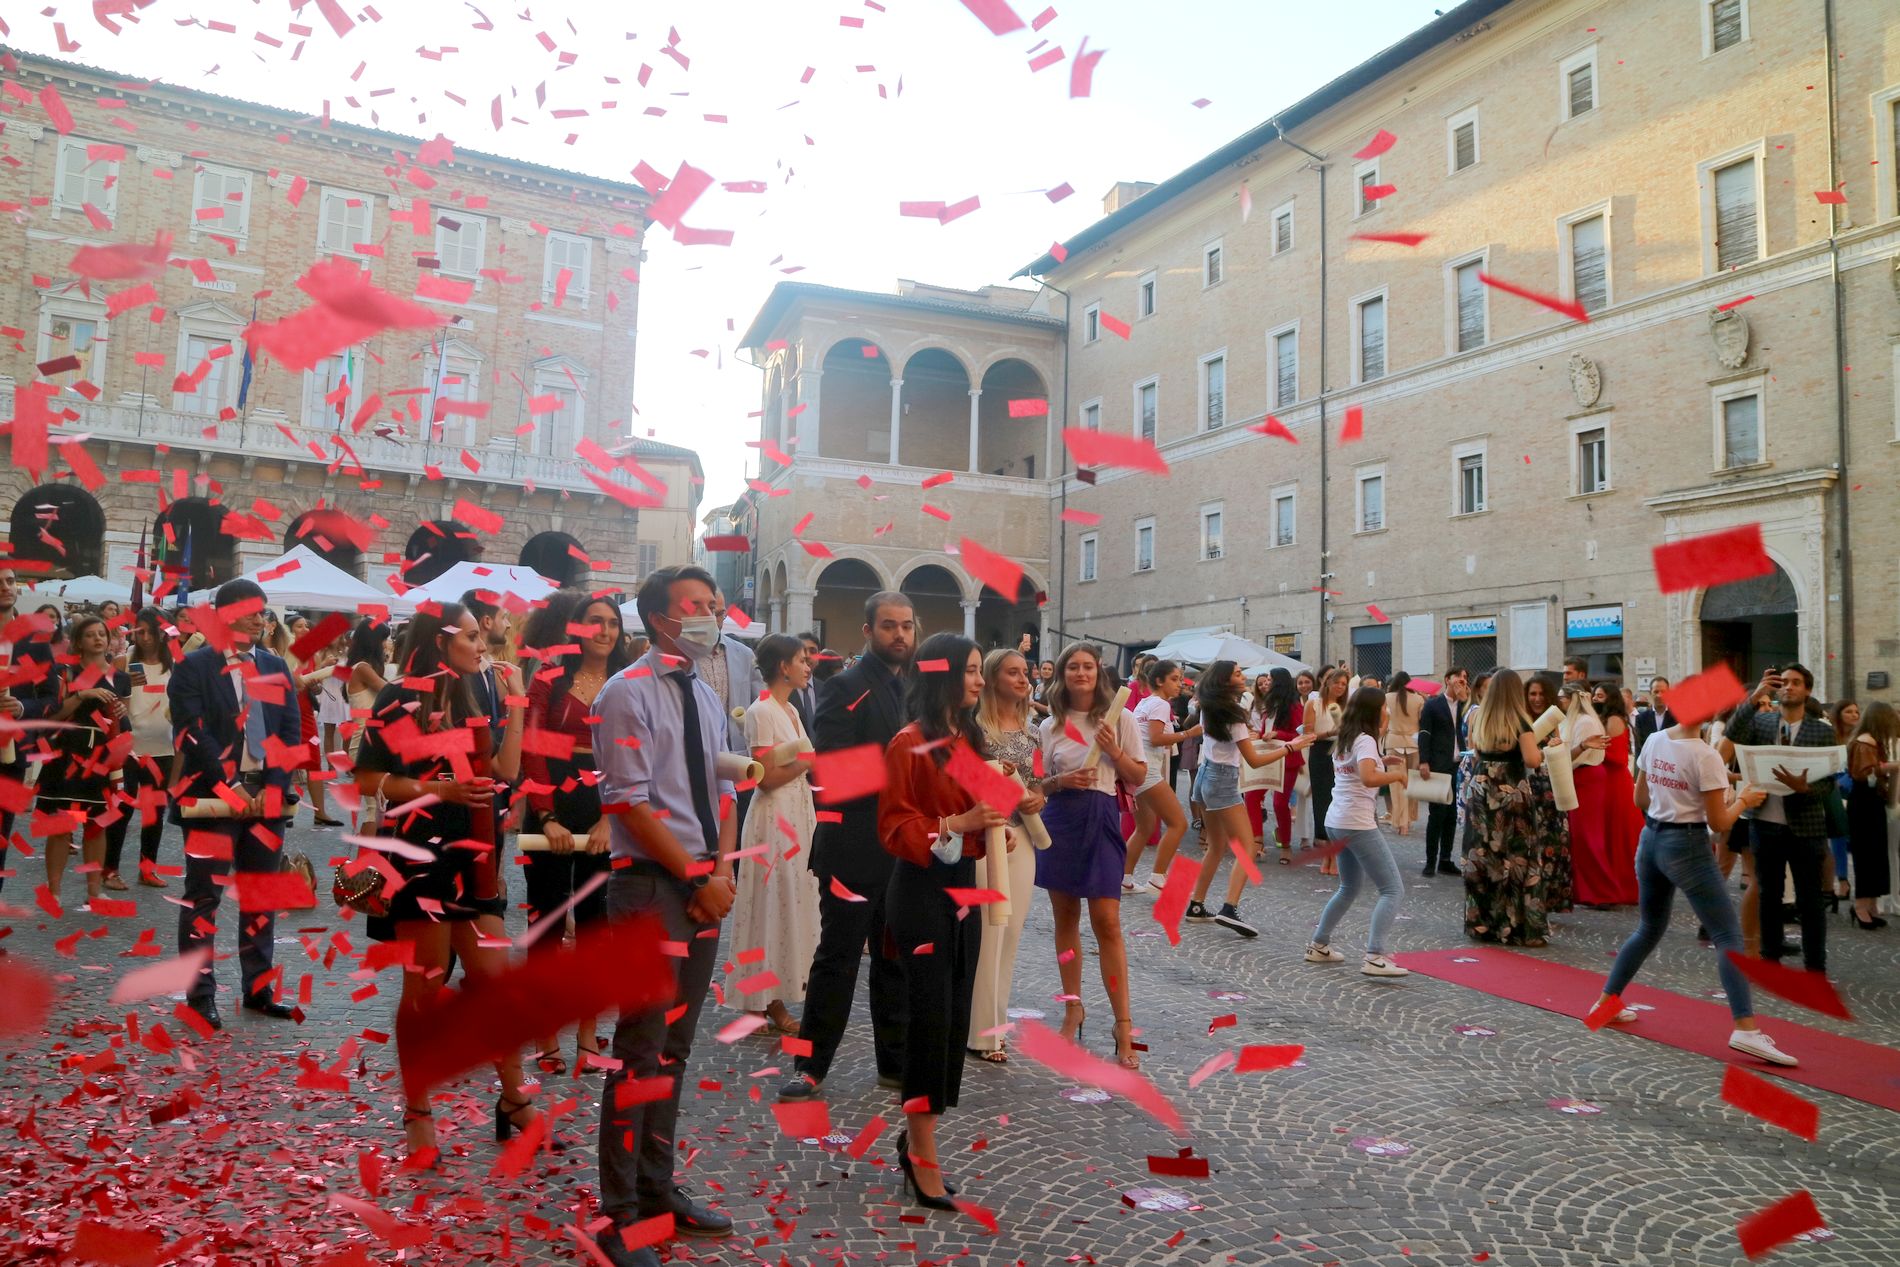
[815,337,894,463]
[892,553,976,601]
[811,556,889,650]
[897,561,966,642]
[520,530,590,588]
[9,483,105,580]
[284,509,366,579]
[976,357,1050,479]
[404,518,485,586]
[153,496,240,593]
[756,565,776,631]
[1693,549,1802,688]
[896,347,975,471]
[897,342,978,383]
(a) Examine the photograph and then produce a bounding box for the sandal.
[402,1106,441,1170]
[103,873,129,891]
[1112,1019,1141,1070]
[534,1048,568,1077]
[969,1046,1009,1064]
[1059,1002,1086,1042]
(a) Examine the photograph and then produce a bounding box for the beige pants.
[1386,746,1418,832]
[967,835,1038,1052]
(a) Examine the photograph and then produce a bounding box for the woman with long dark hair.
[521,593,628,1074]
[1462,669,1564,946]
[1186,661,1311,937]
[344,617,391,821]
[352,603,542,1164]
[38,615,131,910]
[1570,684,1639,907]
[1305,686,1413,975]
[1828,699,1861,909]
[879,631,1011,1209]
[1035,642,1148,1066]
[1845,701,1899,929]
[1304,668,1349,877]
[104,608,175,888]
[1123,658,1201,894]
[1257,668,1305,861]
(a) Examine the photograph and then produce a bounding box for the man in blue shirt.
[593,564,737,1267]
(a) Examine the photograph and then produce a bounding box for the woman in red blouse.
[879,631,1013,1212]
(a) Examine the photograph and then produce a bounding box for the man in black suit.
[778,591,914,1101]
[791,630,821,734]
[1417,666,1470,877]
[170,579,303,1028]
[1633,676,1674,749]
[0,566,58,896]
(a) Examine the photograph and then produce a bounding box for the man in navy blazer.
[169,578,302,1028]
[0,566,59,894]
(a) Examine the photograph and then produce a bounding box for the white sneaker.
[1146,875,1167,895]
[1121,876,1140,894]
[1611,1007,1639,1024]
[1304,942,1345,963]
[1729,1028,1798,1067]
[1361,954,1410,977]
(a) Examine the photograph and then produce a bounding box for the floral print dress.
[1461,733,1570,945]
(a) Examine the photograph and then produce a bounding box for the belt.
[1644,817,1707,831]
[236,770,271,789]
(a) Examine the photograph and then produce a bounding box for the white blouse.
[1039,709,1145,796]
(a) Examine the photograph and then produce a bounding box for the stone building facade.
[0,50,701,603]
[1015,0,1899,701]
[739,281,1063,652]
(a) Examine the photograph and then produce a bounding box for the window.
[1355,293,1387,383]
[636,542,660,578]
[1079,533,1098,582]
[1200,504,1224,560]
[543,231,593,305]
[1877,91,1900,223]
[303,351,360,427]
[430,346,483,443]
[1271,202,1294,255]
[1561,46,1598,120]
[1453,259,1487,352]
[1135,378,1158,442]
[1447,108,1480,173]
[318,188,375,255]
[1202,240,1224,288]
[191,163,251,240]
[1200,353,1226,430]
[1354,161,1382,217]
[1577,426,1610,494]
[1712,156,1761,270]
[1080,399,1102,432]
[1707,0,1746,54]
[1455,447,1487,516]
[435,213,486,277]
[1352,625,1393,680]
[1137,270,1157,318]
[176,332,234,417]
[54,138,117,215]
[1565,212,1610,313]
[37,303,105,396]
[531,361,588,454]
[1719,391,1762,468]
[1271,486,1296,548]
[1083,304,1101,344]
[1134,518,1155,572]
[1270,325,1299,407]
[1356,469,1385,533]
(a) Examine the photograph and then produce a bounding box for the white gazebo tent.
[400,561,557,608]
[239,545,417,616]
[34,574,131,610]
[1148,628,1313,676]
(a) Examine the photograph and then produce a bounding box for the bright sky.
[5,0,1439,518]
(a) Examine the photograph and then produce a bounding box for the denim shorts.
[1193,760,1241,811]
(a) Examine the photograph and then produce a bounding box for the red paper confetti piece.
[1146,1150,1210,1178]
[1720,1066,1819,1142]
[957,0,1028,36]
[702,534,750,552]
[1724,952,1853,1021]
[1233,1044,1304,1073]
[811,744,888,805]
[1151,856,1198,946]
[959,537,1025,600]
[0,955,56,1038]
[1339,405,1364,444]
[1011,1018,1186,1134]
[234,870,317,912]
[1582,993,1628,1031]
[1250,416,1298,443]
[1813,190,1846,205]
[771,1099,832,1138]
[1351,231,1431,247]
[1666,663,1747,729]
[1366,603,1388,624]
[1478,271,1589,323]
[1064,428,1169,474]
[1353,129,1397,159]
[1651,523,1774,594]
[1008,398,1050,417]
[1098,311,1131,339]
[1737,1190,1826,1260]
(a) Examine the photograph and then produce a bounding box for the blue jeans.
[1604,822,1753,1021]
[1312,826,1403,955]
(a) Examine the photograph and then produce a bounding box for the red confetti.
[1064,428,1169,475]
[1233,1044,1305,1072]
[1724,953,1853,1021]
[1339,405,1364,444]
[1250,416,1298,443]
[1737,1190,1826,1260]
[702,534,750,552]
[1351,231,1431,247]
[1582,993,1628,1031]
[959,536,1024,601]
[957,0,1027,36]
[1652,523,1774,595]
[1478,271,1589,323]
[1151,856,1198,946]
[811,744,888,805]
[771,1099,832,1138]
[1352,129,1397,159]
[1721,1065,1819,1142]
[1666,663,1748,729]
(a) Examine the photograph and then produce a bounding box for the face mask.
[676,614,721,659]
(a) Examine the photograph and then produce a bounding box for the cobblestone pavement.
[3,808,1898,1267]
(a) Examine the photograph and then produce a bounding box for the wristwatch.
[687,873,711,891]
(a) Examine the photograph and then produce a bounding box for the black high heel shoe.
[403,1106,442,1171]
[894,1129,957,1211]
[496,1094,569,1152]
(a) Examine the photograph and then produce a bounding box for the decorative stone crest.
[1710,307,1750,370]
[1567,353,1601,409]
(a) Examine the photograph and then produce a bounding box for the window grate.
[1714,159,1758,270]
[1568,63,1595,116]
[1453,121,1477,171]
[1571,215,1608,313]
[1711,0,1743,52]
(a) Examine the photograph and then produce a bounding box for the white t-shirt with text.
[1325,734,1384,833]
[1637,730,1729,824]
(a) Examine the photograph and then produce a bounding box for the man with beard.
[779,590,914,1101]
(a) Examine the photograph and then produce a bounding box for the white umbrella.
[36,575,130,607]
[402,561,557,607]
[240,545,417,616]
[1149,630,1312,675]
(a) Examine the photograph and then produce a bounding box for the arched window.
[8,484,106,579]
[520,531,589,587]
[403,518,483,586]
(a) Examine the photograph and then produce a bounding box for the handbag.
[332,858,389,916]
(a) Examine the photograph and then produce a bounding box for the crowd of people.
[4,557,1897,1267]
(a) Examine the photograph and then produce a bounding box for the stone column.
[785,588,816,640]
[794,367,822,457]
[961,598,979,639]
[771,596,787,635]
[967,388,983,472]
[888,378,904,466]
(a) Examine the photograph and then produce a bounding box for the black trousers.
[1753,822,1827,972]
[0,754,23,894]
[1309,739,1336,841]
[886,854,978,1115]
[1425,801,1458,866]
[105,757,168,875]
[795,872,907,1083]
[521,849,610,941]
[178,816,286,1007]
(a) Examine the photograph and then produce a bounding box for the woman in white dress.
[731,633,822,1036]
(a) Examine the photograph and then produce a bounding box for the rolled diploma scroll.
[179,798,236,819]
[1008,768,1053,850]
[768,737,813,765]
[1078,686,1132,772]
[981,760,1014,927]
[715,751,765,785]
[1530,706,1564,744]
[1545,744,1579,812]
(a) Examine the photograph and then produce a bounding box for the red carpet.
[1402,946,1900,1113]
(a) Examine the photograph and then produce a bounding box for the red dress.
[1568,727,1641,906]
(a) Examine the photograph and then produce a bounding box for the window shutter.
[1205,358,1224,428]
[1456,264,1486,351]
[1711,0,1742,51]
[1276,332,1297,404]
[1714,159,1758,269]
[1360,299,1385,380]
[1453,122,1476,171]
[1568,64,1594,116]
[1571,216,1607,312]
[1275,212,1292,253]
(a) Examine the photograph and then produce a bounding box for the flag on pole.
[236,300,256,412]
[177,525,193,609]
[129,525,147,612]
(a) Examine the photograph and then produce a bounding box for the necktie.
[241,656,268,760]
[671,671,721,853]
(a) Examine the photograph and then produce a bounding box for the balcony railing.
[769,454,1051,498]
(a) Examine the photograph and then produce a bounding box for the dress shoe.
[595,1229,661,1267]
[876,1073,904,1091]
[188,1001,224,1031]
[1437,860,1461,876]
[243,997,298,1020]
[641,1185,733,1237]
[778,1072,822,1101]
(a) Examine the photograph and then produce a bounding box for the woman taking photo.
[1305,686,1412,976]
[1588,717,1794,1067]
[1462,669,1564,947]
[1123,658,1200,895]
[352,603,541,1163]
[1035,643,1147,1067]
[878,632,1010,1209]
[1383,673,1422,837]
[730,633,823,1038]
[520,592,623,1073]
[38,615,131,910]
[1305,668,1349,876]
[103,609,175,889]
[1844,702,1899,930]
[1185,661,1312,937]
[968,647,1048,1063]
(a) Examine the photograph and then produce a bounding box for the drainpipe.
[1822,0,1854,696]
[1041,281,1074,647]
[1271,117,1330,666]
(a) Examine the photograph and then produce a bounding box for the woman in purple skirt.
[1035,643,1148,1068]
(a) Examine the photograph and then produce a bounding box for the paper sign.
[1732,745,1845,797]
